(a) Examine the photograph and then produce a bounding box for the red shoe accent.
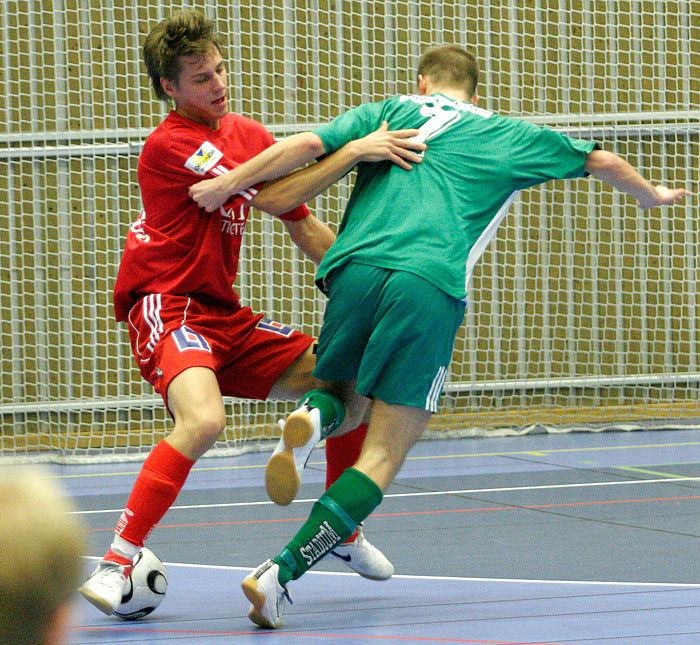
[103,549,133,576]
[343,529,359,544]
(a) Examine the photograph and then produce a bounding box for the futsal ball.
[114,547,168,620]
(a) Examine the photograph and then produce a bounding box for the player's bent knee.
[195,415,226,443]
[172,409,226,454]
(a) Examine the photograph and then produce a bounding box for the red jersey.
[113,111,309,321]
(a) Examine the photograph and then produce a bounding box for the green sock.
[298,388,345,438]
[273,468,382,585]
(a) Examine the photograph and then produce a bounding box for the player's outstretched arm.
[189,132,326,213]
[584,149,691,209]
[251,121,426,216]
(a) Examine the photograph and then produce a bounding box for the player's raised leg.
[264,346,369,506]
[264,387,346,506]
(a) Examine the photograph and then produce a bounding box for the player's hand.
[352,121,427,170]
[189,175,233,212]
[638,185,692,209]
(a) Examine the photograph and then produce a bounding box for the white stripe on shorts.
[144,293,164,353]
[425,365,447,412]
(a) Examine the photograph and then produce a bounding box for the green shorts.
[313,262,465,411]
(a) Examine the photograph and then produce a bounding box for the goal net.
[1,1,698,463]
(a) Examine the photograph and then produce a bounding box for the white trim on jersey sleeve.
[238,187,258,201]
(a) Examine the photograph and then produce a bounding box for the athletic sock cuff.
[276,549,299,580]
[323,467,383,525]
[110,535,140,560]
[299,388,346,437]
[345,467,383,506]
[145,440,195,479]
[104,550,134,566]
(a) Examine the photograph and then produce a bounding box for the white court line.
[70,475,700,515]
[82,556,700,588]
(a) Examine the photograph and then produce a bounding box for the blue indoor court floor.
[58,429,700,644]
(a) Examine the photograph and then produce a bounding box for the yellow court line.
[402,440,700,461]
[50,462,266,480]
[48,439,700,481]
[614,465,685,479]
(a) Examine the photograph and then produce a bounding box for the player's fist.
[189,175,232,212]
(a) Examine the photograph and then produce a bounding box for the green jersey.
[313,93,597,300]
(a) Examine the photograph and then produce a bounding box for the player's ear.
[471,94,480,106]
[160,77,177,99]
[417,74,427,95]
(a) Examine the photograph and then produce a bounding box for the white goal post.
[1,1,699,463]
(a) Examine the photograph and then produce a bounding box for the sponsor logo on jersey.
[221,203,248,236]
[185,141,224,175]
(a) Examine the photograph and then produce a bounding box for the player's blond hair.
[143,9,224,102]
[417,45,479,97]
[0,468,85,644]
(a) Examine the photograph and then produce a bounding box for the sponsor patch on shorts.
[256,317,294,337]
[172,326,212,352]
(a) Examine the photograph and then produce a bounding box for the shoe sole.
[79,586,117,616]
[352,571,391,581]
[241,576,279,629]
[342,565,391,581]
[265,410,314,506]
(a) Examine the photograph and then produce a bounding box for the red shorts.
[126,294,315,404]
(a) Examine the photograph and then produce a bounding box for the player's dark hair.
[143,9,224,102]
[417,45,479,97]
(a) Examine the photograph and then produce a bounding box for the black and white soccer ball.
[114,547,168,620]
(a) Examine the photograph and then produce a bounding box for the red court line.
[371,494,700,518]
[83,494,700,533]
[73,626,570,644]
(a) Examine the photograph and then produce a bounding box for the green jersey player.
[190,44,690,629]
[313,91,593,302]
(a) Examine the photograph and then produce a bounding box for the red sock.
[324,423,368,489]
[115,440,195,547]
[326,424,368,544]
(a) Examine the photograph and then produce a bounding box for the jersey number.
[411,102,461,156]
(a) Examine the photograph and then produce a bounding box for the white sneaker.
[331,524,394,580]
[265,407,321,506]
[241,559,292,629]
[79,558,132,615]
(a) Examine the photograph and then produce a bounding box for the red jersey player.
[80,9,425,616]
